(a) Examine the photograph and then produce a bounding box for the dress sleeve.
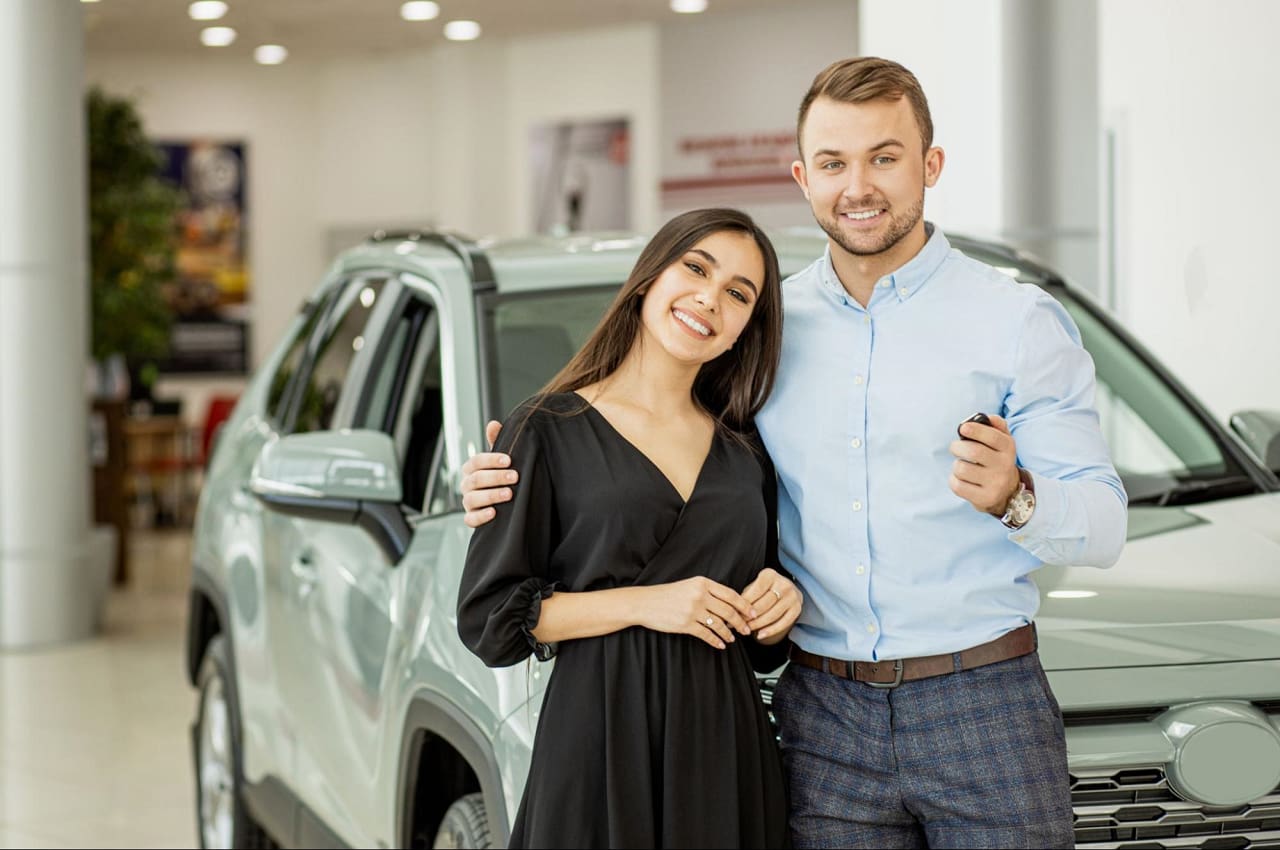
[457,407,560,667]
[746,439,792,674]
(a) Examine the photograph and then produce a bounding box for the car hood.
[1035,492,1280,671]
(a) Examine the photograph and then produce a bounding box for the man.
[462,57,1126,848]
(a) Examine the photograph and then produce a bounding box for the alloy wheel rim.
[198,675,235,849]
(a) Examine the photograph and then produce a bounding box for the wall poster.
[155,140,250,374]
[529,117,630,235]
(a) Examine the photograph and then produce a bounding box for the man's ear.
[791,160,810,201]
[924,146,945,188]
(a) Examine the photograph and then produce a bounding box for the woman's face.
[638,229,765,367]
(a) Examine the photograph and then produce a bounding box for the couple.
[457,57,1127,849]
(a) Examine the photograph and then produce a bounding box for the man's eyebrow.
[689,248,759,295]
[811,140,905,161]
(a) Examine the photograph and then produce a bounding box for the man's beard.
[816,192,924,257]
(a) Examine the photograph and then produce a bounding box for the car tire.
[194,634,273,849]
[432,792,492,849]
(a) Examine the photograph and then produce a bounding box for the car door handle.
[291,551,318,599]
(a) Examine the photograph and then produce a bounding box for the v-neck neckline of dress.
[574,393,717,507]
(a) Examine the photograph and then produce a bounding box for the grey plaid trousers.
[771,650,1074,849]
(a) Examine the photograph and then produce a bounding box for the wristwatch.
[1000,468,1036,529]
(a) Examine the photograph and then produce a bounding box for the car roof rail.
[367,228,496,293]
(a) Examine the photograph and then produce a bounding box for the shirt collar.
[817,222,952,306]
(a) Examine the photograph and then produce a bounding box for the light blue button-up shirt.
[756,224,1127,662]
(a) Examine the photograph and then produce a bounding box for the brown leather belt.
[788,623,1038,689]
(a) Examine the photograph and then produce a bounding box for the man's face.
[793,96,943,259]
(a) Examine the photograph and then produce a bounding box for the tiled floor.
[0,530,198,849]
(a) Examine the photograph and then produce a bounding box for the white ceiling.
[84,0,795,59]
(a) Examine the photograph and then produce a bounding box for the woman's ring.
[705,617,715,627]
[772,588,782,601]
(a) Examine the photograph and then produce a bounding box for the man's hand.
[741,568,802,644]
[461,420,515,528]
[949,413,1021,517]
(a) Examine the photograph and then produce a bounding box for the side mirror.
[1229,409,1280,475]
[250,430,411,562]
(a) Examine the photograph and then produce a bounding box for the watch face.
[1007,490,1035,526]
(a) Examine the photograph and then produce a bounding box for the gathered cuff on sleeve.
[518,579,561,662]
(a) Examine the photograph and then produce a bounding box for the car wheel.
[432,792,492,849]
[195,634,273,849]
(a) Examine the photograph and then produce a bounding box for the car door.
[255,272,394,834]
[270,277,461,846]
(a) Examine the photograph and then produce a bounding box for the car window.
[291,278,387,434]
[483,286,619,419]
[354,293,451,513]
[266,292,335,427]
[1052,289,1252,502]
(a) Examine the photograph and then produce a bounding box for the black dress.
[458,393,789,850]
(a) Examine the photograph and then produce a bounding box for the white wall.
[1100,0,1280,417]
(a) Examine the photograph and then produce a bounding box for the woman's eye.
[685,262,705,276]
[728,288,750,304]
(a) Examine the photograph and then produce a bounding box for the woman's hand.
[635,577,757,650]
[742,568,802,645]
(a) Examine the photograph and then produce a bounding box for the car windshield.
[482,268,1256,507]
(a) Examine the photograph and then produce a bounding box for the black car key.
[957,412,991,440]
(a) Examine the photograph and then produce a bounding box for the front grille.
[1072,766,1280,849]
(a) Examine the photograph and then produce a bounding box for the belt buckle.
[867,658,904,689]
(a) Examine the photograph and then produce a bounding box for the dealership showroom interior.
[4,0,1280,848]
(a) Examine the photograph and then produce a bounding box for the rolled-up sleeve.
[457,412,560,666]
[1004,292,1128,568]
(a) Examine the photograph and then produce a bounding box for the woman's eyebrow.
[690,248,758,295]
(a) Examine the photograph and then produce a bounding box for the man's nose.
[840,163,873,200]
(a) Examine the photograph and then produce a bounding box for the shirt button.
[863,315,871,325]
[878,279,890,288]
[899,287,909,297]
[851,437,862,449]
[866,623,877,634]
[855,564,866,575]
[852,500,863,512]
[853,375,864,385]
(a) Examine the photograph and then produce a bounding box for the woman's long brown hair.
[539,207,783,435]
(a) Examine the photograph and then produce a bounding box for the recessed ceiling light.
[254,44,288,65]
[200,26,237,47]
[81,0,101,4]
[1046,590,1099,599]
[670,0,708,13]
[443,20,482,41]
[189,1,228,21]
[400,1,440,22]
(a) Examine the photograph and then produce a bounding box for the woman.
[457,208,801,849]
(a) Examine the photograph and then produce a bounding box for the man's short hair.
[797,57,934,155]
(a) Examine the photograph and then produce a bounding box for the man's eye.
[822,161,843,170]
[873,156,896,166]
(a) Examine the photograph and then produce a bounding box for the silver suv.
[186,228,1280,849]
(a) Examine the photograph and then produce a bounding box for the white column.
[0,0,94,648]
[1000,0,1100,294]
